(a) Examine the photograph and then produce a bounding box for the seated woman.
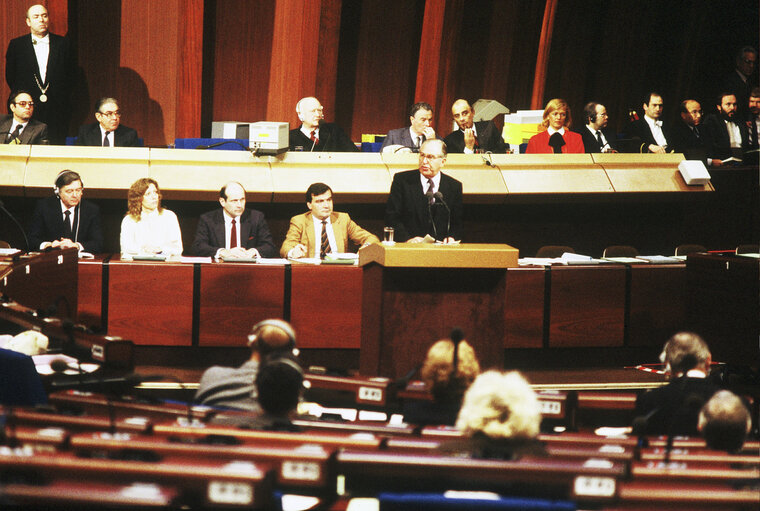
[440,370,545,459]
[403,335,480,426]
[120,178,183,257]
[526,98,585,154]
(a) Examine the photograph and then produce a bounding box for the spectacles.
[419,153,444,161]
[99,111,121,118]
[14,101,34,107]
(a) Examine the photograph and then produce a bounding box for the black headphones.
[247,319,298,356]
[53,170,82,197]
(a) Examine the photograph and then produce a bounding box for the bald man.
[288,96,358,152]
[442,99,508,154]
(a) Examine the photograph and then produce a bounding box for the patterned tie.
[230,218,237,248]
[310,130,318,143]
[102,132,110,147]
[62,210,73,239]
[5,124,22,143]
[320,220,331,259]
[426,178,435,205]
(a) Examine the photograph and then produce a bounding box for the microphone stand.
[0,199,30,252]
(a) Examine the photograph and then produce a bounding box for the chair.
[674,244,706,256]
[535,245,575,258]
[0,240,11,249]
[736,244,759,254]
[602,245,639,258]
[0,347,47,406]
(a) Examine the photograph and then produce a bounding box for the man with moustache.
[702,93,749,165]
[0,90,48,144]
[76,97,140,147]
[443,99,508,153]
[746,87,760,150]
[288,96,357,152]
[576,102,618,153]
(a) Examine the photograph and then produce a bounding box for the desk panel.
[504,267,545,348]
[628,264,687,346]
[78,258,103,329]
[0,145,30,196]
[549,266,625,347]
[290,265,363,349]
[198,263,286,347]
[107,260,194,345]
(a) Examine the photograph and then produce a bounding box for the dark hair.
[716,92,736,105]
[95,97,119,113]
[643,92,662,106]
[55,170,82,189]
[7,90,33,111]
[409,102,433,118]
[751,87,760,99]
[305,182,332,203]
[737,46,757,59]
[583,102,599,124]
[219,181,245,200]
[255,354,303,415]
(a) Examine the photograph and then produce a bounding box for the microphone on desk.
[0,199,30,252]
[196,140,254,155]
[49,372,165,392]
[426,190,438,239]
[433,192,451,239]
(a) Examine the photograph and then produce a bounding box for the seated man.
[288,96,357,152]
[698,390,752,453]
[381,102,436,152]
[76,97,140,147]
[443,99,508,153]
[633,332,721,436]
[624,92,670,153]
[194,319,298,411]
[280,182,379,259]
[191,181,276,259]
[576,102,618,153]
[1,90,48,144]
[28,170,103,253]
[703,92,749,165]
[669,99,707,161]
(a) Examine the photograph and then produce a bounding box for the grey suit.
[0,114,48,144]
[381,127,426,152]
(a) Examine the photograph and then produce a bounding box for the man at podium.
[385,138,462,243]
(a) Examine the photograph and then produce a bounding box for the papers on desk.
[635,255,682,264]
[519,252,605,266]
[0,247,21,256]
[737,252,760,259]
[78,251,95,259]
[33,353,99,375]
[322,253,358,265]
[601,257,647,264]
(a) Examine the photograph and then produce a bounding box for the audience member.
[191,181,276,259]
[576,102,617,153]
[385,138,462,243]
[403,334,481,426]
[439,370,546,460]
[525,98,584,154]
[280,182,378,259]
[624,92,670,153]
[288,96,357,152]
[76,97,139,147]
[119,178,182,256]
[703,92,749,165]
[669,99,707,161]
[698,390,752,453]
[633,332,720,436]
[747,87,760,150]
[1,90,48,144]
[5,4,73,144]
[195,319,298,412]
[381,102,436,153]
[28,170,103,253]
[442,99,508,154]
[722,46,757,115]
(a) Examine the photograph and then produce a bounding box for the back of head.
[255,353,303,416]
[420,337,480,402]
[660,332,711,376]
[247,319,297,358]
[699,390,752,453]
[456,370,541,440]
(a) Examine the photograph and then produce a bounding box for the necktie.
[62,210,73,239]
[310,130,318,143]
[5,124,22,143]
[102,132,110,147]
[426,178,435,205]
[320,220,331,259]
[750,116,758,147]
[417,136,423,148]
[230,218,238,248]
[595,130,604,151]
[693,126,701,139]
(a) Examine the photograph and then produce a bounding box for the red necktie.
[230,218,237,248]
[310,130,318,143]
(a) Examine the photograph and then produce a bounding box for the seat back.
[603,245,639,258]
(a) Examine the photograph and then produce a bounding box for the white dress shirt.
[120,208,183,256]
[311,215,337,257]
[644,115,668,147]
[32,34,50,83]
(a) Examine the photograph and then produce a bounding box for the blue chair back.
[0,347,47,406]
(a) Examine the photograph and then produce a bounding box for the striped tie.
[320,220,331,259]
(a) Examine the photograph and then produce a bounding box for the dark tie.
[426,178,435,205]
[5,124,22,143]
[751,116,758,148]
[596,130,604,151]
[62,210,73,239]
[693,126,701,139]
[102,132,110,147]
[310,130,318,143]
[230,218,237,248]
[548,132,565,154]
[417,136,423,148]
[320,220,330,259]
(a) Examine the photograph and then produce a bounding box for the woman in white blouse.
[120,178,183,256]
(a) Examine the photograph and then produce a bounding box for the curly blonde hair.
[127,177,162,221]
[456,370,541,440]
[541,98,572,130]
[420,338,480,400]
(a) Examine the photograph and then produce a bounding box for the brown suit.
[280,211,379,258]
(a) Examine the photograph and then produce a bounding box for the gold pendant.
[39,94,47,103]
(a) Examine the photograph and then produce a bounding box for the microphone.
[0,199,30,252]
[196,140,250,151]
[433,192,451,239]
[426,190,437,239]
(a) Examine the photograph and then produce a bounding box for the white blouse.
[120,208,183,256]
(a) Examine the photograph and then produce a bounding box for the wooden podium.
[358,243,518,378]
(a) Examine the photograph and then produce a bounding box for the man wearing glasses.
[76,97,140,147]
[385,138,463,243]
[1,90,48,144]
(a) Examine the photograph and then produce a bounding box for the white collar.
[684,369,707,378]
[645,115,662,128]
[547,126,565,136]
[312,214,331,225]
[32,33,49,44]
[460,123,478,135]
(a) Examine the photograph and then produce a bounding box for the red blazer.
[526,129,585,154]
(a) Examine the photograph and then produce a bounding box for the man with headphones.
[576,102,618,153]
[288,96,358,152]
[28,169,103,253]
[194,319,299,412]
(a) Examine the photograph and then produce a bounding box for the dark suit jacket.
[5,33,73,142]
[576,125,618,153]
[28,196,103,253]
[633,376,720,436]
[191,208,277,258]
[380,127,426,152]
[623,118,672,152]
[702,113,749,161]
[0,115,48,144]
[525,129,585,154]
[76,122,140,147]
[443,120,508,153]
[385,169,463,241]
[669,121,707,161]
[288,123,358,152]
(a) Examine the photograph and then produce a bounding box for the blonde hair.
[456,370,541,440]
[127,177,162,221]
[541,98,572,129]
[420,338,480,400]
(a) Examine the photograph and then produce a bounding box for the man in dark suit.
[722,46,757,117]
[5,4,73,145]
[443,99,508,154]
[76,97,140,147]
[381,102,436,153]
[385,138,463,242]
[191,181,276,259]
[28,170,103,253]
[669,99,707,161]
[623,92,671,153]
[702,92,749,165]
[1,90,48,144]
[288,96,357,152]
[633,332,720,436]
[576,102,618,153]
[747,87,760,151]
